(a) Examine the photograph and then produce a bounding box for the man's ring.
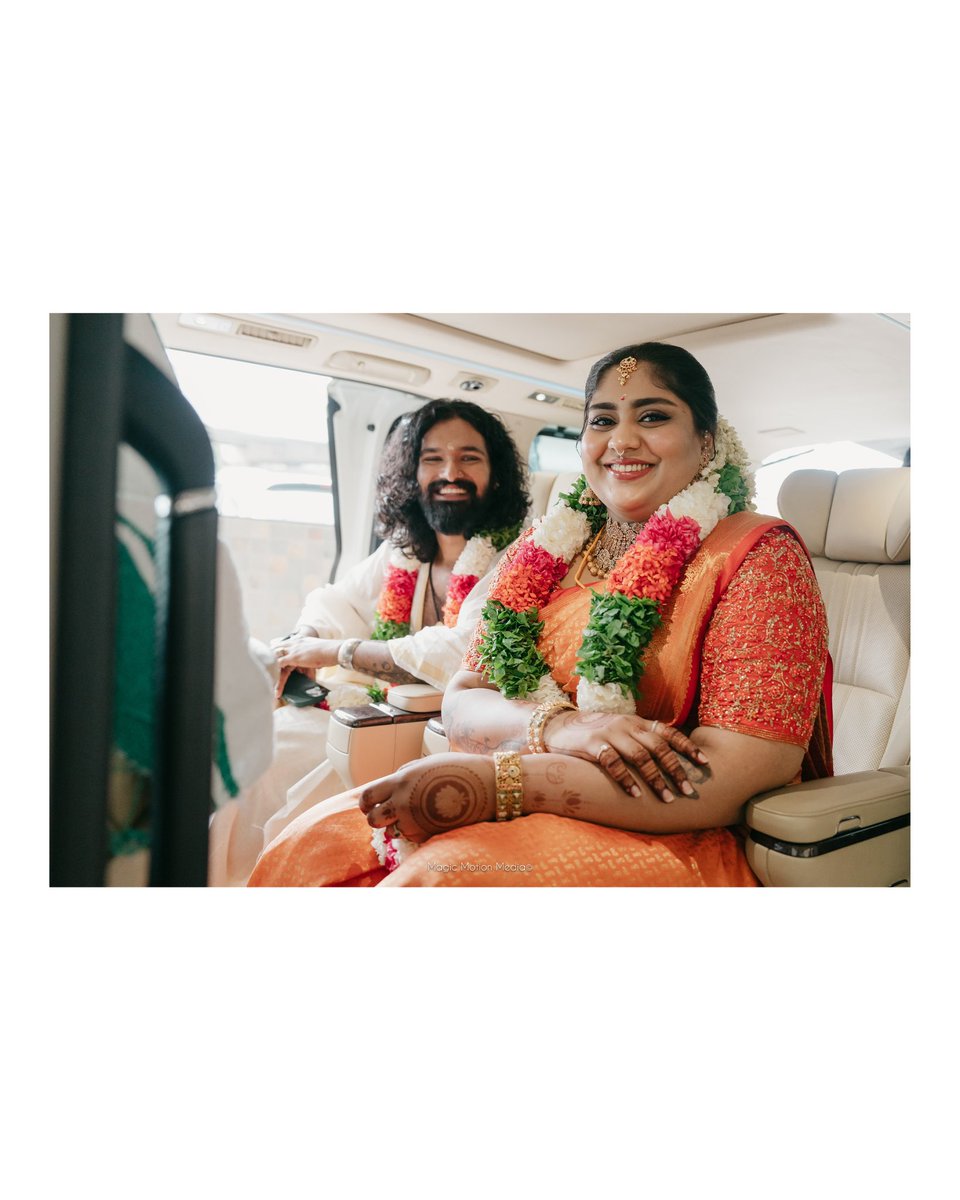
[651,721,661,735]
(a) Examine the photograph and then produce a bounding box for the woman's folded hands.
[541,710,710,803]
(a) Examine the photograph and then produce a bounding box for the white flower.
[526,675,568,706]
[371,826,388,866]
[577,678,635,714]
[453,535,497,578]
[533,504,592,562]
[393,834,418,863]
[371,826,418,868]
[666,481,731,538]
[741,466,758,509]
[712,417,753,473]
[325,683,373,710]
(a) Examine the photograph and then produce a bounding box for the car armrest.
[385,683,443,713]
[745,767,909,844]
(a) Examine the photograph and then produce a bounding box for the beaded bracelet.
[493,751,524,821]
[527,699,575,754]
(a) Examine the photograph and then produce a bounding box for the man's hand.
[273,637,340,698]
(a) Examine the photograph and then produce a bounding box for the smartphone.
[281,671,329,707]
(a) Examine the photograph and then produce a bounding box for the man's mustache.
[426,479,478,500]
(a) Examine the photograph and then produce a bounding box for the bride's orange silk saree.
[248,513,831,887]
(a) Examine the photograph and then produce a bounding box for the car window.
[167,350,334,643]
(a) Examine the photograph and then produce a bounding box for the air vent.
[236,322,315,348]
[758,426,804,435]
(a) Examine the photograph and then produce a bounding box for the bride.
[248,341,832,887]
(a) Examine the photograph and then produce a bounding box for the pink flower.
[384,839,399,872]
[639,511,702,559]
[444,573,479,626]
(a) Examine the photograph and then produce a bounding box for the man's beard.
[418,479,489,536]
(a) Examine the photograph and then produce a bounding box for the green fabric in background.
[113,524,157,775]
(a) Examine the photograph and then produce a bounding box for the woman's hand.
[358,754,495,843]
[273,637,340,698]
[543,710,709,802]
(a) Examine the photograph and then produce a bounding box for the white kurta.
[207,542,502,885]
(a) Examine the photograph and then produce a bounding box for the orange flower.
[377,565,418,623]
[608,544,686,604]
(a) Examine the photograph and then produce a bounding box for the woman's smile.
[604,459,655,478]
[581,361,706,523]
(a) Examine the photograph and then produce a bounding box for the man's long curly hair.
[375,398,530,562]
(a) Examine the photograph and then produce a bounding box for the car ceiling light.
[179,313,235,334]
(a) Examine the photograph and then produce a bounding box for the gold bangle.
[493,751,524,821]
[527,699,575,754]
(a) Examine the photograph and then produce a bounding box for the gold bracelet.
[493,751,524,821]
[527,699,575,754]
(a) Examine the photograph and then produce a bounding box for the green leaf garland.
[576,593,662,697]
[473,521,524,551]
[476,600,550,699]
[371,617,410,641]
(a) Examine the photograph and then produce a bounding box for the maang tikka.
[616,356,639,388]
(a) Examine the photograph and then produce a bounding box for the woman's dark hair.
[375,398,530,562]
[582,342,718,437]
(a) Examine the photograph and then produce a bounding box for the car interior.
[50,312,910,885]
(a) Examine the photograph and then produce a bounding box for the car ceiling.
[151,311,910,464]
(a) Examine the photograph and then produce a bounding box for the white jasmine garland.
[324,682,374,710]
[714,417,752,471]
[664,484,731,537]
[371,826,418,869]
[576,678,635,713]
[392,531,508,580]
[454,535,498,578]
[526,676,568,706]
[532,505,593,561]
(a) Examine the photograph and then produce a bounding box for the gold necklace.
[574,517,644,585]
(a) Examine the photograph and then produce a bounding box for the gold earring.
[580,485,601,506]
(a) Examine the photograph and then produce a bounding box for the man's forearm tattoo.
[353,642,421,686]
[408,765,490,835]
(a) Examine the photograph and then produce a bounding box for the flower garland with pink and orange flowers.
[476,418,756,712]
[371,524,521,639]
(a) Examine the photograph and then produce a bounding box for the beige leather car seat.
[745,467,910,885]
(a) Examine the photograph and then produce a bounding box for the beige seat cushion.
[816,559,910,773]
